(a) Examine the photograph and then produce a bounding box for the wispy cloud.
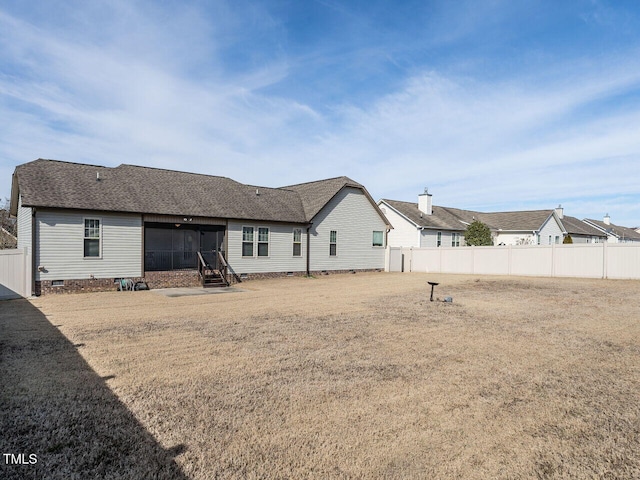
[1,1,640,225]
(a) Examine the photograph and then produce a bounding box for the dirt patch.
[2,273,639,478]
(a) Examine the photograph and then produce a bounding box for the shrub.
[464,220,493,246]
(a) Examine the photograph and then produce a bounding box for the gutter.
[31,208,37,296]
[306,222,313,277]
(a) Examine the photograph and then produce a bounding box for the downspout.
[31,208,37,296]
[306,223,312,277]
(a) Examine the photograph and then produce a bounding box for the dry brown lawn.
[2,272,640,479]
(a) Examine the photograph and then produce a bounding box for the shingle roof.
[584,218,640,241]
[283,176,365,220]
[382,200,468,230]
[474,210,557,231]
[561,216,606,237]
[12,159,375,224]
[382,199,558,232]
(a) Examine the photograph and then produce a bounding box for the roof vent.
[256,188,260,196]
[96,172,101,181]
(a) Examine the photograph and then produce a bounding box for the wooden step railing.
[197,251,233,287]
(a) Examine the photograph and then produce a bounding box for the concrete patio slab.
[151,286,246,297]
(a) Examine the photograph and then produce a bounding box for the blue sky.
[1,0,640,226]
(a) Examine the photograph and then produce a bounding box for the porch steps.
[202,269,228,288]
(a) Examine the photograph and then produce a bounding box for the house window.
[372,231,384,247]
[537,234,541,245]
[437,231,442,247]
[555,235,560,244]
[242,227,254,257]
[293,228,302,256]
[258,227,269,257]
[451,233,460,247]
[548,235,552,245]
[330,230,337,256]
[84,218,101,257]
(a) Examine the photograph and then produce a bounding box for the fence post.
[24,247,32,297]
[508,245,512,276]
[471,246,475,274]
[409,247,413,272]
[602,242,608,279]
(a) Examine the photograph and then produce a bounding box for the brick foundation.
[143,270,201,289]
[37,277,146,295]
[35,269,383,295]
[36,270,201,295]
[236,268,382,282]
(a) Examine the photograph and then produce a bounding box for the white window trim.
[451,232,460,247]
[293,228,302,257]
[372,230,384,248]
[83,217,102,259]
[257,226,270,258]
[330,230,337,257]
[242,225,271,258]
[241,225,255,258]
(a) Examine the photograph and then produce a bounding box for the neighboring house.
[379,190,566,247]
[583,215,640,243]
[379,192,467,248]
[10,159,390,295]
[1,226,17,249]
[555,208,607,244]
[1,207,17,249]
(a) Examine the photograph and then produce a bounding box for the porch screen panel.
[145,227,198,271]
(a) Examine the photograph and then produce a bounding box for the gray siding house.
[10,159,390,294]
[584,215,640,243]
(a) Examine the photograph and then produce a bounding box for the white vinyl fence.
[0,248,32,300]
[387,243,640,280]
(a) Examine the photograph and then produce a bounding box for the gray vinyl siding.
[420,230,443,248]
[17,195,32,250]
[569,235,590,244]
[226,221,307,274]
[539,216,564,245]
[36,210,142,281]
[420,230,465,247]
[309,187,386,271]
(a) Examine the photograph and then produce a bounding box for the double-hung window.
[293,228,302,256]
[242,227,254,257]
[372,230,384,247]
[84,218,101,257]
[329,230,337,256]
[437,231,442,247]
[258,227,269,257]
[451,233,460,247]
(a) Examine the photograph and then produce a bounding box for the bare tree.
[1,197,17,249]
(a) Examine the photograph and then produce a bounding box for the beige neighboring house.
[379,190,567,247]
[583,215,640,243]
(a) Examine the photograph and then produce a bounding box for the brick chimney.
[604,213,611,225]
[418,188,432,215]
